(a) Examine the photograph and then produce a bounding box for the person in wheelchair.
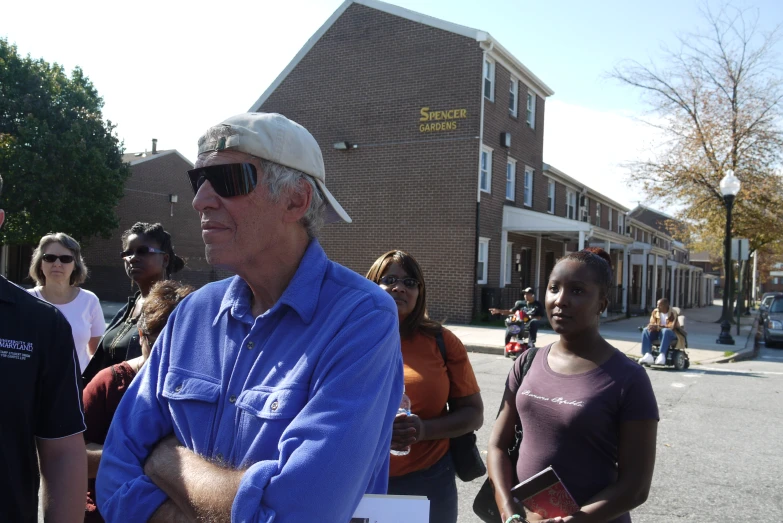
[489,287,544,348]
[639,298,683,365]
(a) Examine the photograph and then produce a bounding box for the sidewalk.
[448,304,757,365]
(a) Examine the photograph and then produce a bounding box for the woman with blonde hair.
[27,232,104,372]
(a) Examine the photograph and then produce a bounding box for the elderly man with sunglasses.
[0,175,87,522]
[97,113,403,522]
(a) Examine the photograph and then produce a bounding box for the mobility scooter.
[638,307,690,370]
[504,309,531,358]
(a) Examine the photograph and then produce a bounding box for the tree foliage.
[0,38,130,245]
[611,3,783,257]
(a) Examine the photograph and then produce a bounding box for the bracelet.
[505,515,526,523]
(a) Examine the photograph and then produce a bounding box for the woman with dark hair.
[367,250,483,523]
[82,280,194,523]
[487,248,658,523]
[27,232,104,372]
[82,222,184,384]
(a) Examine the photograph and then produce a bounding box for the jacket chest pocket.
[234,387,308,458]
[162,371,221,453]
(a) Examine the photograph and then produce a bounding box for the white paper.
[350,494,429,523]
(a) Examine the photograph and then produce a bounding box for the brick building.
[240,0,713,322]
[79,144,227,301]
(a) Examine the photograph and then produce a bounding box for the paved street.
[457,345,783,522]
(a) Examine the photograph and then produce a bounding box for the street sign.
[731,238,749,261]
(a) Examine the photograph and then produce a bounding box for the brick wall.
[478,60,546,294]
[81,152,230,301]
[255,3,483,323]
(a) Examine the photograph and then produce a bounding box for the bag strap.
[435,330,447,363]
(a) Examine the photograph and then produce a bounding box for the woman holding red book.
[487,248,659,523]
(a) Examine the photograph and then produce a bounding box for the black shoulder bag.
[435,332,487,482]
[472,347,539,523]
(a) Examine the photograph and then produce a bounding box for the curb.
[691,319,758,365]
[465,344,506,356]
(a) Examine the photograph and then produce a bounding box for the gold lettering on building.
[419,107,467,132]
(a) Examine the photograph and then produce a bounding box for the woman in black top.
[82,222,184,384]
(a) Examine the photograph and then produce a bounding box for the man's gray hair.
[259,159,326,239]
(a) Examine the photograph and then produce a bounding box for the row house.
[245,0,710,322]
[626,206,717,313]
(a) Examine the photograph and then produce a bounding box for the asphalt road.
[457,346,783,523]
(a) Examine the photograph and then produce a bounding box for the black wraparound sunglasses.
[42,254,74,264]
[187,163,258,198]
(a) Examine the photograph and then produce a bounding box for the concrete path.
[448,303,757,365]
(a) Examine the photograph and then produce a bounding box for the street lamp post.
[717,170,741,345]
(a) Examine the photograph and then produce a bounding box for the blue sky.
[2,0,782,208]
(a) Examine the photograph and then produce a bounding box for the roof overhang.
[502,206,632,246]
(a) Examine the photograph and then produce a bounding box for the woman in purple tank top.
[487,249,659,523]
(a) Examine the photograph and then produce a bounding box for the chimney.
[152,138,158,154]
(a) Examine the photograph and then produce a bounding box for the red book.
[511,466,579,519]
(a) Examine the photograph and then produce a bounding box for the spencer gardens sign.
[419,107,467,132]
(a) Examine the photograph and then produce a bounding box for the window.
[505,244,513,286]
[608,208,613,230]
[566,189,576,219]
[509,77,518,116]
[477,238,489,284]
[523,166,534,206]
[547,179,555,213]
[480,147,492,193]
[483,59,494,101]
[618,213,624,235]
[506,159,516,200]
[526,92,536,128]
[595,202,601,226]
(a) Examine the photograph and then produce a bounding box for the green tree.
[0,38,130,245]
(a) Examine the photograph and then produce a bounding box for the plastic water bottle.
[390,389,411,456]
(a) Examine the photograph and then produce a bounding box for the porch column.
[622,246,630,314]
[689,268,694,308]
[640,249,649,312]
[670,264,676,304]
[535,235,542,294]
[578,230,585,250]
[651,254,659,305]
[602,239,611,317]
[500,230,509,287]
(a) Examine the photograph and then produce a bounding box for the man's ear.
[283,180,312,223]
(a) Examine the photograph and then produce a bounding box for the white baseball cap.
[197,112,351,224]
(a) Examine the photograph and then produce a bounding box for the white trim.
[509,76,518,117]
[477,237,490,284]
[504,240,514,287]
[523,166,534,207]
[505,158,516,201]
[526,91,536,129]
[483,57,495,102]
[480,146,493,194]
[547,178,555,214]
[249,0,553,111]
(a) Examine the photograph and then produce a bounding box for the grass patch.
[723,350,736,357]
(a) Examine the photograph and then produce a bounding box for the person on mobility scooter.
[638,298,690,370]
[489,287,545,358]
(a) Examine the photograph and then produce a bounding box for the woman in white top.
[27,232,105,373]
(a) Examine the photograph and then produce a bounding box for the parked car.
[762,296,783,348]
[759,292,781,324]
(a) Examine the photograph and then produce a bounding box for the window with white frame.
[595,202,601,226]
[477,238,489,284]
[547,179,555,213]
[480,147,492,193]
[526,92,536,128]
[608,207,613,230]
[506,159,516,200]
[566,189,576,219]
[505,244,513,285]
[618,213,624,234]
[509,77,518,116]
[523,166,534,206]
[483,59,494,101]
